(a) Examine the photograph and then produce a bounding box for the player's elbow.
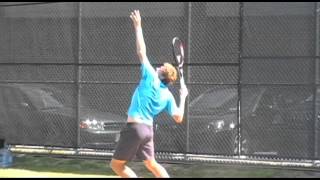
[173,115,183,124]
[137,49,146,57]
[137,51,147,62]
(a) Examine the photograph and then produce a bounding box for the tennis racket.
[172,37,186,88]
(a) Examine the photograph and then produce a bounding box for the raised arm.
[172,86,188,124]
[130,10,147,63]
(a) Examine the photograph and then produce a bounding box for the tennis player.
[109,10,189,178]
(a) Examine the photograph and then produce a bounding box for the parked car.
[187,87,238,155]
[155,86,317,158]
[241,86,315,158]
[79,110,125,149]
[153,86,238,154]
[0,84,126,149]
[5,83,315,158]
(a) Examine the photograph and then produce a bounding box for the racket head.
[172,37,185,68]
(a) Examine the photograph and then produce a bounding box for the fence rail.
[0,2,319,167]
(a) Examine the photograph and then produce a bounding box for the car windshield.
[23,88,64,110]
[189,88,237,113]
[23,86,91,110]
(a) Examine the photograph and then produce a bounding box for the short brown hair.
[161,62,178,85]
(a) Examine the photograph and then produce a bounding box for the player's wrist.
[135,25,142,30]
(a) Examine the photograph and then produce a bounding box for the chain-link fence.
[0,2,319,163]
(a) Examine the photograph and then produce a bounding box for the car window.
[189,88,237,114]
[40,87,89,108]
[3,87,28,109]
[23,88,63,110]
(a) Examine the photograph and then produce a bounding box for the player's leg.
[136,126,170,178]
[109,123,142,178]
[110,158,138,178]
[143,158,170,178]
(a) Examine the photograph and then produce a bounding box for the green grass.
[1,154,320,178]
[0,169,115,178]
[0,154,117,178]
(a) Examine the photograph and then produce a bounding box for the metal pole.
[314,2,320,159]
[185,1,192,154]
[237,2,244,157]
[76,2,82,149]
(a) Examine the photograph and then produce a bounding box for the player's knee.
[110,159,125,170]
[144,159,158,170]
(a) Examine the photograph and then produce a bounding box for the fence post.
[314,2,320,159]
[237,2,244,157]
[76,2,82,149]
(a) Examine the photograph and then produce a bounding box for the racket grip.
[180,79,186,89]
[179,69,186,88]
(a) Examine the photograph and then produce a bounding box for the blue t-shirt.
[127,60,178,126]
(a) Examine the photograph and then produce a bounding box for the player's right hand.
[130,10,142,28]
[180,86,188,98]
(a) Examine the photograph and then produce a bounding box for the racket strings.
[172,37,185,80]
